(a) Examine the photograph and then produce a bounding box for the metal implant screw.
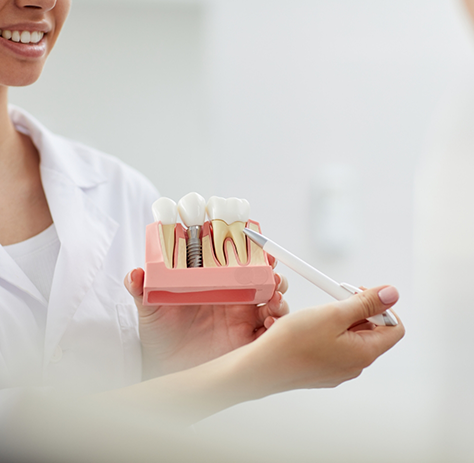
[186,225,202,268]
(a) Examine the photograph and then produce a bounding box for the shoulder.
[10,105,159,201]
[57,135,159,199]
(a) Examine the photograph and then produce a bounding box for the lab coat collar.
[6,106,119,366]
[8,105,107,189]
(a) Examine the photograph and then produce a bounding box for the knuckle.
[356,291,379,319]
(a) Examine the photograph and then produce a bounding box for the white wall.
[9,0,474,460]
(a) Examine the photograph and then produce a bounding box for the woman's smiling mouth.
[0,29,45,44]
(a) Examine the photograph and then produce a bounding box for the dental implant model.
[178,192,206,268]
[143,192,275,306]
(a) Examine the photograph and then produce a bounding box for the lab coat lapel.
[8,106,120,366]
[41,167,119,364]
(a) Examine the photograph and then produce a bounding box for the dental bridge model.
[143,193,276,306]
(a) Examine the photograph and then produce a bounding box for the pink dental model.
[143,194,276,306]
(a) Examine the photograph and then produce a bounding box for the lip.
[0,34,47,59]
[0,22,51,33]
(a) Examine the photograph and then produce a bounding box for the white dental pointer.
[243,228,398,327]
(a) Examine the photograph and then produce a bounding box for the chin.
[0,67,44,88]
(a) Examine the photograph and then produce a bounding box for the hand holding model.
[115,193,404,425]
[126,267,289,378]
[126,193,289,378]
[113,282,403,425]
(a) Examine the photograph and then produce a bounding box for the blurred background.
[10,0,474,461]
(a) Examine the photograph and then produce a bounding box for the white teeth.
[152,197,177,224]
[206,196,250,266]
[206,196,250,224]
[1,30,44,44]
[30,31,40,44]
[177,192,206,228]
[20,31,30,43]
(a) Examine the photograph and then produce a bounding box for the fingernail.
[279,292,284,309]
[378,286,399,305]
[128,270,134,286]
[275,273,281,287]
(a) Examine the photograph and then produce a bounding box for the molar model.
[206,196,250,266]
[143,193,275,306]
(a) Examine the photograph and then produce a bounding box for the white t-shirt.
[4,224,60,334]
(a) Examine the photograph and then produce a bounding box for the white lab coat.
[0,107,158,397]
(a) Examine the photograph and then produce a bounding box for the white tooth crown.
[178,192,206,227]
[152,197,177,224]
[0,29,44,44]
[206,196,250,224]
[206,196,251,266]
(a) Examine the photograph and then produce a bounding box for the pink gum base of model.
[143,220,276,306]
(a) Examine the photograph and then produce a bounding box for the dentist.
[0,0,404,425]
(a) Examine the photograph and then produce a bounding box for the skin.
[0,0,71,246]
[1,0,405,425]
[126,266,289,379]
[106,286,404,425]
[464,0,474,22]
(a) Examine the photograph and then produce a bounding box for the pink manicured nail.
[378,286,399,305]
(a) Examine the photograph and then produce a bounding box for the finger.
[254,326,266,339]
[264,316,276,329]
[267,255,278,269]
[349,321,376,332]
[276,273,289,294]
[124,268,145,302]
[336,285,400,327]
[258,292,289,321]
[267,291,289,317]
[356,319,405,359]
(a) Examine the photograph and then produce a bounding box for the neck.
[0,86,16,152]
[0,86,38,177]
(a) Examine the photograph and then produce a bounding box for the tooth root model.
[202,222,218,268]
[178,192,206,268]
[152,197,178,269]
[144,193,275,306]
[245,221,266,266]
[206,196,250,266]
[174,224,188,269]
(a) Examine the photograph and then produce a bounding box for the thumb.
[337,285,399,326]
[124,268,145,302]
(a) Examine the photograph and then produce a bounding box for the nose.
[15,0,56,10]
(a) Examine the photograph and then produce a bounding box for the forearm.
[101,343,269,426]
